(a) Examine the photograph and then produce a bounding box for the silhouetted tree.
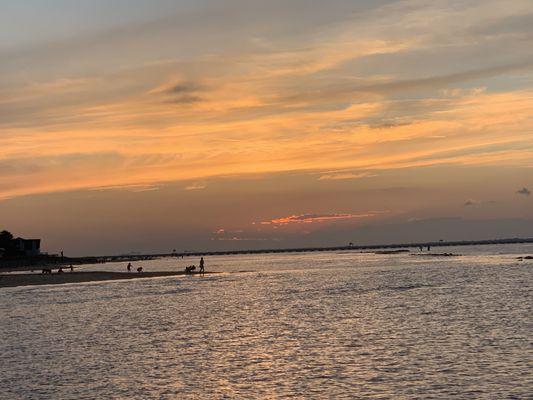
[0,230,19,257]
[0,230,14,248]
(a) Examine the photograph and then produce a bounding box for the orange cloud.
[1,2,533,201]
[185,182,207,191]
[318,172,375,180]
[210,237,273,241]
[262,212,382,225]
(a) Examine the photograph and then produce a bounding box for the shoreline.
[0,271,218,289]
[1,237,532,271]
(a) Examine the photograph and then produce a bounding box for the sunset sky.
[1,0,532,255]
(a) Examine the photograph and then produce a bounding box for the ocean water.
[1,244,532,399]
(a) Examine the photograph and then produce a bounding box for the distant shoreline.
[96,237,533,260]
[1,237,532,271]
[0,270,218,289]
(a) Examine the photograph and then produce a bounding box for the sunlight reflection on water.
[1,244,532,399]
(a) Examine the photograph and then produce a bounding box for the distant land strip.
[1,237,532,270]
[79,237,533,262]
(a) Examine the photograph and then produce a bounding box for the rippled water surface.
[1,244,532,399]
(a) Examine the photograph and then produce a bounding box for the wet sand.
[0,271,216,289]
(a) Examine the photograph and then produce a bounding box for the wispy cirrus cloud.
[0,0,532,203]
[261,212,383,225]
[464,199,497,207]
[185,182,207,191]
[210,237,273,241]
[318,172,374,180]
[90,183,160,193]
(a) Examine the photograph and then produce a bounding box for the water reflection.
[1,245,532,398]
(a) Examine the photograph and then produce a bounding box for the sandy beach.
[0,270,215,289]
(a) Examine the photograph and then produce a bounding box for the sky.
[0,0,532,256]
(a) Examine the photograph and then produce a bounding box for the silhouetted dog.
[42,268,52,274]
[185,265,196,273]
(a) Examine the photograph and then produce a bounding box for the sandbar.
[0,270,216,289]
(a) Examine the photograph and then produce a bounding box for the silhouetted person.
[137,267,143,273]
[127,262,132,272]
[427,246,431,251]
[199,257,205,274]
[70,265,74,272]
[419,246,423,251]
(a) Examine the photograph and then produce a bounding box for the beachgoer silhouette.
[127,262,132,272]
[70,265,74,272]
[427,246,431,251]
[199,257,205,274]
[137,267,143,273]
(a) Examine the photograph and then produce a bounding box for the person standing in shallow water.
[199,257,205,274]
